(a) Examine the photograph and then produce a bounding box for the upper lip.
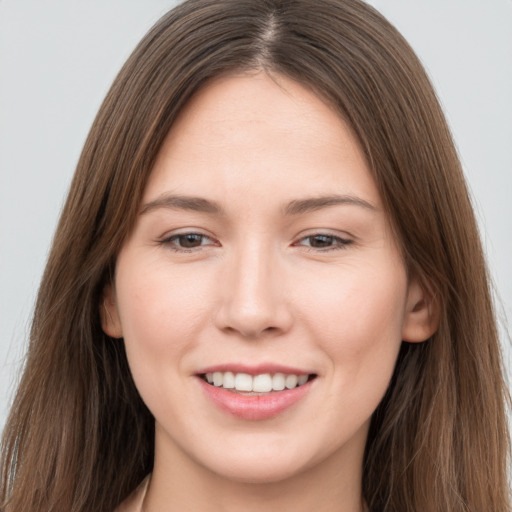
[196,363,315,376]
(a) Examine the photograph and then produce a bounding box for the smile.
[202,371,313,393]
[197,367,317,420]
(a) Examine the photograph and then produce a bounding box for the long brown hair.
[1,1,509,510]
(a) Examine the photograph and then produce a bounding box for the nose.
[214,241,293,339]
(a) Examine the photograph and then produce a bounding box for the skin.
[103,72,436,511]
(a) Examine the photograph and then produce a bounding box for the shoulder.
[114,475,150,512]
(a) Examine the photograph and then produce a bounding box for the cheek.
[303,266,407,430]
[114,258,211,373]
[301,260,407,379]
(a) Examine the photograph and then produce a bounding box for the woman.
[1,1,509,511]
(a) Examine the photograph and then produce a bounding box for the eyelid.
[159,229,220,252]
[293,231,354,251]
[157,228,353,253]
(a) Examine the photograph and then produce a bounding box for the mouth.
[199,371,317,394]
[197,368,317,420]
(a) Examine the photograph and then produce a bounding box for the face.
[103,72,433,485]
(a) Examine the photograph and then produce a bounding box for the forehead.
[144,71,381,212]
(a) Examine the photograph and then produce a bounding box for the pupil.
[310,235,332,248]
[180,234,202,248]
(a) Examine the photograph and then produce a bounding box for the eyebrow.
[140,193,376,216]
[140,194,224,215]
[283,195,376,215]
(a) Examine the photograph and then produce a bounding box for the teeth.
[253,374,272,392]
[213,372,223,387]
[285,374,298,389]
[235,373,253,391]
[272,373,285,391]
[203,371,311,392]
[223,371,235,389]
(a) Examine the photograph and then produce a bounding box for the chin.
[192,436,327,486]
[207,457,310,485]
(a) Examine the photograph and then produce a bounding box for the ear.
[402,277,440,343]
[100,284,123,339]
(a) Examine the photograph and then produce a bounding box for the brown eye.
[176,234,204,248]
[297,234,352,251]
[308,235,335,248]
[163,232,213,251]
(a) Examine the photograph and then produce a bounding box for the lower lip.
[198,378,314,421]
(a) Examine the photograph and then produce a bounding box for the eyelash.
[161,233,217,252]
[160,232,352,253]
[295,234,353,252]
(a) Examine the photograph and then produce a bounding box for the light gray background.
[1,1,511,433]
